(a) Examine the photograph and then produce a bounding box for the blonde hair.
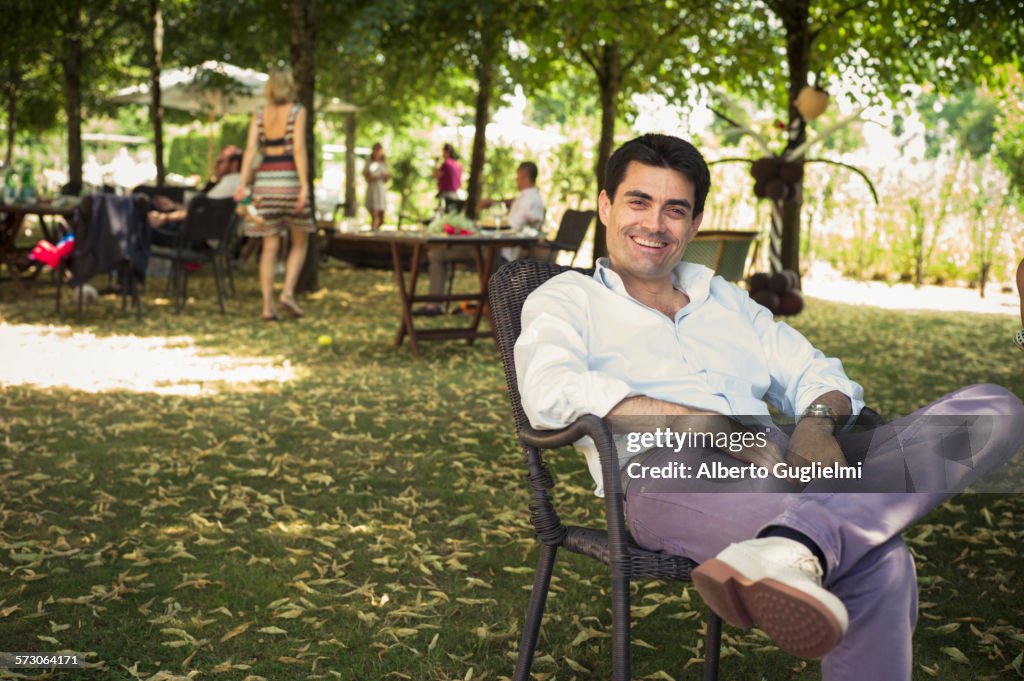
[265,67,296,104]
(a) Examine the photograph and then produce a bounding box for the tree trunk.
[61,11,84,188]
[466,47,495,220]
[149,0,165,185]
[592,42,622,260]
[288,0,319,293]
[344,111,356,217]
[778,0,811,277]
[4,89,16,168]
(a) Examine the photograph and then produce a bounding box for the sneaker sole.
[693,558,843,659]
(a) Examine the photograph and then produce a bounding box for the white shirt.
[207,172,240,200]
[514,259,864,496]
[507,186,545,231]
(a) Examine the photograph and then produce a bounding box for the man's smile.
[631,235,669,249]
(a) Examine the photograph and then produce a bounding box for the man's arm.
[786,390,851,467]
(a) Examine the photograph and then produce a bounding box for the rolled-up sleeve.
[515,280,633,429]
[746,296,864,417]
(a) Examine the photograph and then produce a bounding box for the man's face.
[515,167,531,191]
[214,153,232,180]
[599,161,703,285]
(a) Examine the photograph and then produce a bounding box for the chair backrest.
[490,260,592,432]
[681,230,757,281]
[182,195,237,244]
[551,209,595,254]
[132,184,186,205]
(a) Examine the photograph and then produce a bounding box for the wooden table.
[0,201,77,295]
[342,230,538,356]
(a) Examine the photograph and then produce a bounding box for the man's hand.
[786,418,847,468]
[731,434,786,469]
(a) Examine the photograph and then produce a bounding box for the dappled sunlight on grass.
[0,322,298,395]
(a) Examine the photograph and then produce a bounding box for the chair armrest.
[519,414,608,449]
[520,415,631,561]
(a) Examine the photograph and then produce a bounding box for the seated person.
[147,145,242,247]
[415,161,545,316]
[515,133,1024,678]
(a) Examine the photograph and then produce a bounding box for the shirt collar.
[593,258,714,308]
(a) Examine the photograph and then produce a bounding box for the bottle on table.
[19,163,35,203]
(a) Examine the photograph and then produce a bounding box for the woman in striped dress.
[235,66,315,321]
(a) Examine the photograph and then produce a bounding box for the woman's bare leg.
[259,234,281,317]
[280,226,309,313]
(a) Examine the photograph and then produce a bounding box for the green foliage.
[166,131,209,178]
[548,140,593,210]
[482,145,517,199]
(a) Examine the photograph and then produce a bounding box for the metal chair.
[149,195,238,314]
[56,194,148,320]
[531,209,595,265]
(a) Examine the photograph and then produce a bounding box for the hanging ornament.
[795,86,830,120]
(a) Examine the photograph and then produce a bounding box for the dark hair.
[443,143,458,160]
[517,161,538,184]
[604,134,711,215]
[227,151,243,168]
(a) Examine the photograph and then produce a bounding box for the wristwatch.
[802,403,840,433]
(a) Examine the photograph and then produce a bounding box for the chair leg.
[702,609,722,681]
[225,255,236,297]
[610,570,632,681]
[212,258,225,314]
[513,543,558,681]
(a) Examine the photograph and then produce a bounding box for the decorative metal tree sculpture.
[711,86,879,280]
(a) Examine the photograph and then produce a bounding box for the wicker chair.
[489,259,723,681]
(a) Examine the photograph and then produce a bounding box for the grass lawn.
[0,260,1022,681]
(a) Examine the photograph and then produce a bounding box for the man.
[147,145,243,245]
[415,161,545,316]
[514,134,1024,679]
[478,161,546,232]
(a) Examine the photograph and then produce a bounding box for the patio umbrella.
[113,61,357,175]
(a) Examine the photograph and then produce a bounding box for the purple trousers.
[623,384,1024,681]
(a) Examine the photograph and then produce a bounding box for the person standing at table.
[433,143,463,209]
[363,142,391,231]
[234,66,315,322]
[414,161,545,317]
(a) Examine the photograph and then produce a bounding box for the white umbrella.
[112,61,358,174]
[111,61,268,116]
[113,61,358,116]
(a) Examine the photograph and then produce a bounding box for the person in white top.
[363,142,391,230]
[415,161,545,316]
[514,133,1024,678]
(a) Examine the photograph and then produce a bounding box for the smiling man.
[513,134,1024,680]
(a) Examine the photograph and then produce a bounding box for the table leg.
[391,241,422,357]
[465,245,492,345]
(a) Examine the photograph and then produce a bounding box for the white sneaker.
[692,537,848,659]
